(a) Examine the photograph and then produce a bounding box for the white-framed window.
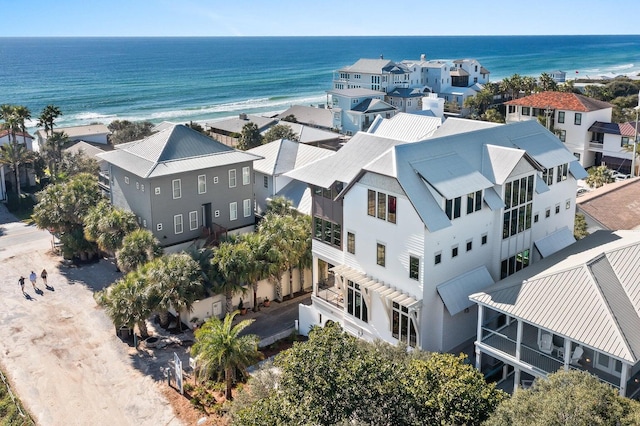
[124,176,130,184]
[213,176,219,184]
[136,182,140,190]
[157,223,163,231]
[243,199,251,217]
[229,169,237,188]
[566,199,571,210]
[172,179,181,199]
[214,210,220,218]
[264,176,268,188]
[141,184,145,192]
[155,187,161,195]
[198,175,206,194]
[347,232,355,254]
[574,112,582,125]
[503,175,534,239]
[409,256,419,280]
[377,243,386,267]
[242,166,250,185]
[174,214,183,234]
[142,220,146,227]
[558,111,565,123]
[189,211,198,230]
[392,302,417,347]
[230,202,237,221]
[347,280,368,323]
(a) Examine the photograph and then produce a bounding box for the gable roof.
[276,105,335,129]
[505,91,613,112]
[470,230,640,364]
[207,114,276,134]
[351,98,395,113]
[0,130,33,140]
[387,87,424,98]
[98,124,261,178]
[35,124,110,140]
[588,121,637,137]
[271,122,340,144]
[367,113,442,142]
[248,139,333,176]
[341,58,409,75]
[327,88,385,98]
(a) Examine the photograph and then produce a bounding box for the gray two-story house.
[98,124,262,248]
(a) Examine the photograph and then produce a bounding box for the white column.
[563,339,571,371]
[516,320,523,361]
[620,363,629,397]
[475,305,484,370]
[312,256,319,296]
[514,368,521,393]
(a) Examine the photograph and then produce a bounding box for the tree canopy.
[108,120,155,145]
[237,122,263,150]
[262,124,299,144]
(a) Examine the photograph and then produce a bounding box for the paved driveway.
[0,204,182,426]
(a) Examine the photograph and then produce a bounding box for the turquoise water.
[0,35,639,129]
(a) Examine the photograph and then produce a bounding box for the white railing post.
[475,305,484,370]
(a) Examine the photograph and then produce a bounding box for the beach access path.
[0,204,183,426]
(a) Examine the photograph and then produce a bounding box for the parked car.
[576,188,589,196]
[610,171,631,182]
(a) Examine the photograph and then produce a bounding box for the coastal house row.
[292,119,586,354]
[505,91,638,175]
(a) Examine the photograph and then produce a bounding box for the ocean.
[1,35,639,130]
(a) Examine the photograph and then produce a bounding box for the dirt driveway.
[0,206,184,426]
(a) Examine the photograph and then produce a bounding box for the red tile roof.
[505,91,612,112]
[0,130,34,139]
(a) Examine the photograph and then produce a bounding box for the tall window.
[347,232,355,254]
[392,302,416,347]
[557,111,565,123]
[445,197,462,220]
[574,113,582,125]
[172,179,181,199]
[242,166,250,185]
[243,199,251,217]
[501,249,530,279]
[558,130,566,142]
[189,211,198,230]
[556,164,568,182]
[467,190,482,214]
[621,136,630,147]
[313,217,341,248]
[503,175,533,239]
[377,192,387,221]
[347,280,368,323]
[263,176,268,188]
[229,169,237,188]
[230,202,237,220]
[368,190,396,224]
[198,175,206,194]
[377,243,386,267]
[409,256,419,280]
[174,214,183,234]
[522,107,530,116]
[542,168,554,186]
[388,195,397,224]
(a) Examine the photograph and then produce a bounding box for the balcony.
[588,140,604,151]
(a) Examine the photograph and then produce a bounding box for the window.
[242,166,250,185]
[156,223,163,231]
[313,216,342,248]
[124,176,130,185]
[174,214,183,234]
[508,105,516,114]
[172,179,181,199]
[141,184,145,192]
[574,153,581,161]
[556,164,568,182]
[263,176,268,188]
[467,190,482,214]
[522,106,530,116]
[347,280,368,323]
[555,204,560,214]
[500,249,530,279]
[503,175,533,239]
[542,168,554,186]
[481,234,487,245]
[452,246,458,258]
[558,111,565,123]
[243,199,251,217]
[213,176,219,184]
[534,213,539,223]
[368,190,396,223]
[347,232,355,254]
[229,202,237,220]
[466,240,472,252]
[198,175,206,194]
[434,252,442,265]
[409,256,419,280]
[392,302,417,347]
[593,132,604,143]
[574,113,582,125]
[155,187,161,195]
[445,196,461,220]
[558,129,566,142]
[229,169,237,188]
[189,211,198,230]
[566,200,571,210]
[136,182,139,190]
[377,243,386,267]
[622,136,630,147]
[545,208,551,218]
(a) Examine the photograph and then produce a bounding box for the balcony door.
[594,352,623,377]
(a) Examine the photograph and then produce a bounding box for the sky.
[1,0,638,37]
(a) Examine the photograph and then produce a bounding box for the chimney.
[420,53,426,61]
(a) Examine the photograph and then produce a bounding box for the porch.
[477,316,640,397]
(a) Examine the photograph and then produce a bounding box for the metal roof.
[588,121,621,135]
[569,161,589,179]
[248,139,333,176]
[411,153,494,199]
[470,230,640,363]
[276,105,335,129]
[431,117,502,137]
[482,145,527,185]
[437,266,495,316]
[326,88,385,97]
[207,114,276,133]
[98,124,261,178]
[367,112,442,142]
[36,124,110,140]
[483,187,505,210]
[510,131,577,169]
[272,180,312,215]
[534,226,576,258]
[351,98,396,113]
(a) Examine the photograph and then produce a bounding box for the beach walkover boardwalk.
[0,204,183,426]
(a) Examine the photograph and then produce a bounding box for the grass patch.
[5,193,36,223]
[0,369,34,425]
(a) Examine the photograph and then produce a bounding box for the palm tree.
[191,312,263,400]
[585,165,614,188]
[84,200,139,256]
[265,195,295,216]
[213,239,250,313]
[13,105,31,147]
[37,104,62,137]
[146,253,203,331]
[43,131,69,179]
[0,140,33,197]
[100,265,154,338]
[116,229,163,273]
[537,73,558,92]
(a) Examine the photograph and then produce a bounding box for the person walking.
[29,271,37,290]
[18,276,25,293]
[41,269,48,286]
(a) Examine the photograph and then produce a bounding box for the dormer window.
[445,197,461,220]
